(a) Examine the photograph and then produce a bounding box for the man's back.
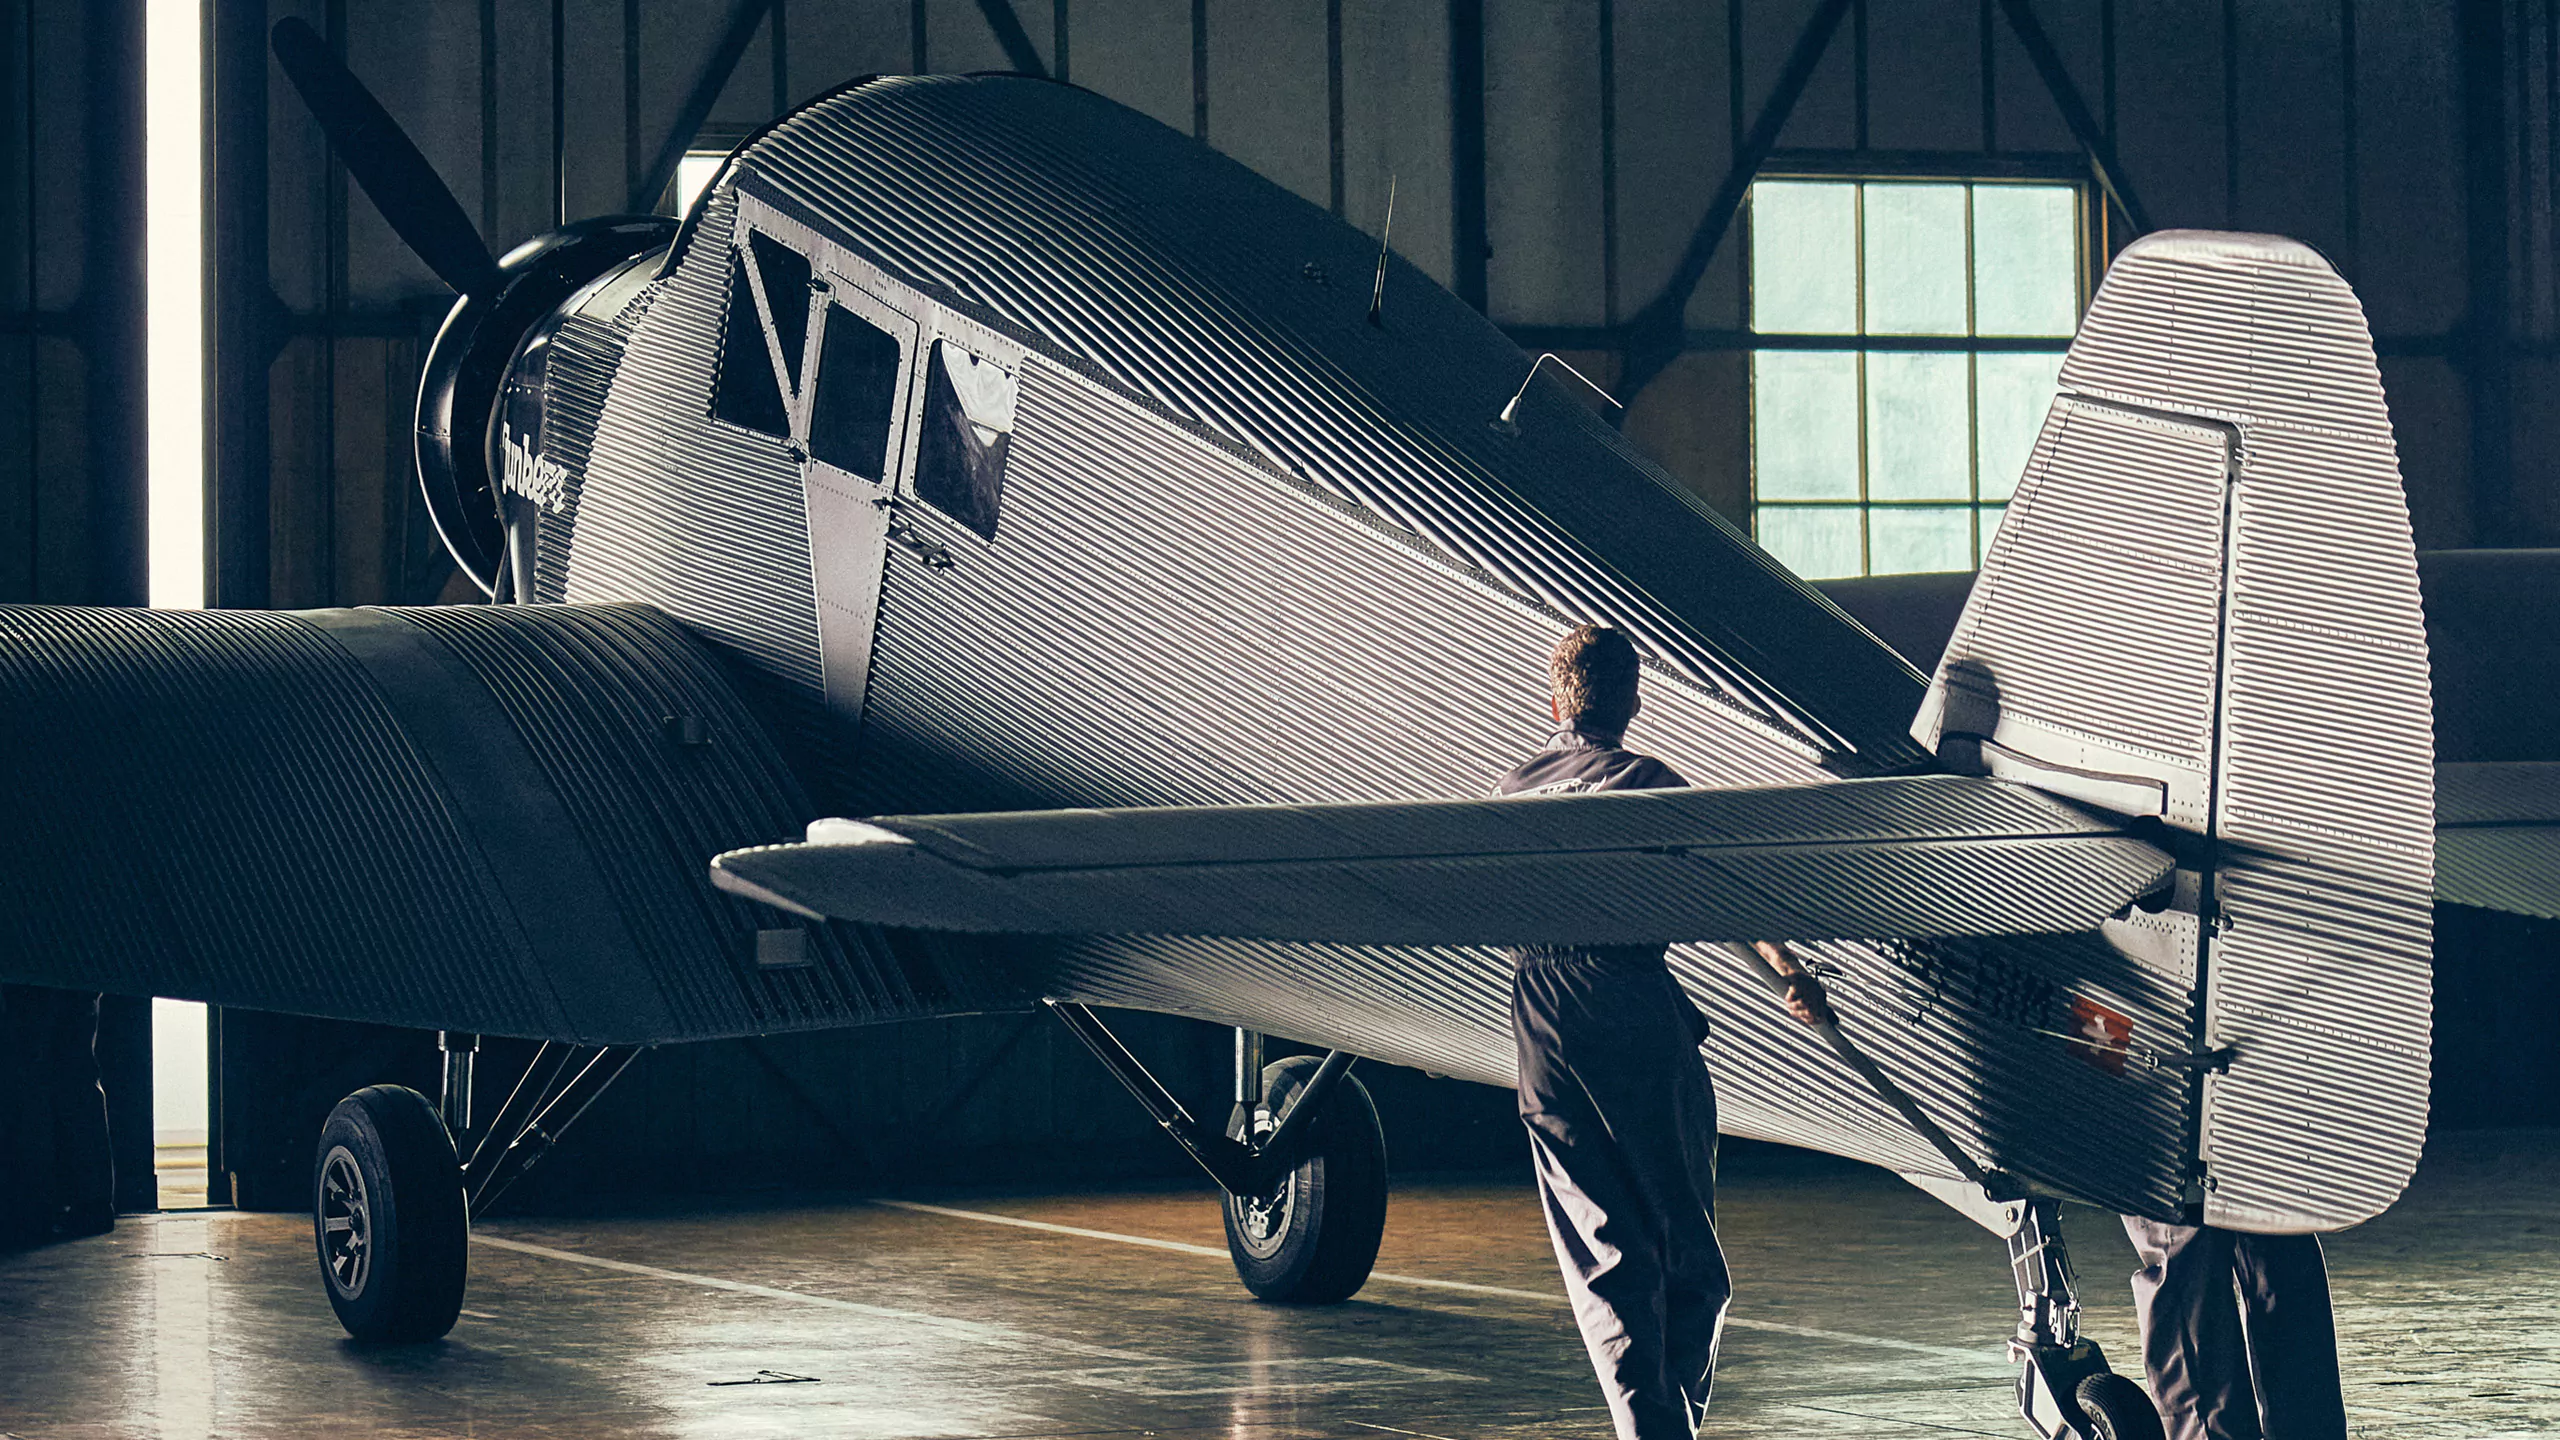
[1496,727,1687,798]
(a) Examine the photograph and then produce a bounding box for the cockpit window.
[807,304,904,481]
[748,232,813,392]
[913,340,1015,541]
[711,245,790,438]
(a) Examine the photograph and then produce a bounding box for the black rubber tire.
[2075,1372,2168,1440]
[313,1084,468,1343]
[1221,1055,1388,1303]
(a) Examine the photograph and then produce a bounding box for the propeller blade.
[270,18,500,296]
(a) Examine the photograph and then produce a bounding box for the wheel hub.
[319,1145,373,1299]
[1229,1177,1294,1258]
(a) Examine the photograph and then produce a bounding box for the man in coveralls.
[1494,624,1832,1440]
[2119,1219,2348,1440]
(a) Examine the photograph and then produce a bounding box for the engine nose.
[416,216,677,596]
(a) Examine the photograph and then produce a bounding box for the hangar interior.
[2,1,2556,1437]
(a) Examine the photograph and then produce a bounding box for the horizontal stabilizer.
[2436,763,2560,919]
[711,775,2174,946]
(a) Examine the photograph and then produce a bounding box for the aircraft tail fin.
[1911,231,2433,1233]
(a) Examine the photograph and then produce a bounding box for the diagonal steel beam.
[973,0,1049,77]
[1618,0,1853,405]
[1996,0,2152,236]
[629,0,776,214]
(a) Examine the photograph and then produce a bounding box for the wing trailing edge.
[710,774,2175,947]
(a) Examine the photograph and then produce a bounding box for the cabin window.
[1747,178,2084,579]
[749,231,814,392]
[913,340,1015,541]
[711,244,791,438]
[807,304,905,481]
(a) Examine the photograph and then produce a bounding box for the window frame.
[1744,153,2098,579]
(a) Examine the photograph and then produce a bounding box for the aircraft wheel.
[1221,1054,1387,1303]
[313,1084,468,1343]
[2074,1372,2167,1440]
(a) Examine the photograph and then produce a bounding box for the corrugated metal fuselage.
[491,76,2404,1229]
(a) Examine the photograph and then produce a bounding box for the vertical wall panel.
[562,0,636,221]
[1991,0,2093,153]
[2112,0,2229,229]
[782,0,917,100]
[1865,0,1982,150]
[925,0,1056,78]
[2353,0,2464,333]
[343,2,482,303]
[2380,355,2475,549]
[1338,0,1452,289]
[1755,0,1855,150]
[1071,0,1193,135]
[493,0,561,236]
[27,0,80,312]
[266,338,331,608]
[1483,0,1604,327]
[1206,0,1331,208]
[2233,0,2349,268]
[31,337,86,599]
[266,0,328,314]
[1611,0,1729,324]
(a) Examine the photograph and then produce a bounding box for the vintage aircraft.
[5,19,2554,1440]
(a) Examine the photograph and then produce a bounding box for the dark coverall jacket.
[1496,726,1731,1440]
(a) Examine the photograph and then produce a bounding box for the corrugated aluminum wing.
[711,776,2174,945]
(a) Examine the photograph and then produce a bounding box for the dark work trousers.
[1514,951,1731,1440]
[2121,1218,2347,1440]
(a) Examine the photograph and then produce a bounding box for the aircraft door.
[792,255,920,732]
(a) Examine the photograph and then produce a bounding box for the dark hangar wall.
[4,0,2557,1214]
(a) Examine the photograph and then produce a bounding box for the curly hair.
[1549,624,1641,734]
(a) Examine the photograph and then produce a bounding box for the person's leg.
[2123,1216,2260,1440]
[2231,1233,2346,1440]
[1516,960,1708,1440]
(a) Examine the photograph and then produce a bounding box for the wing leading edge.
[711,774,2175,946]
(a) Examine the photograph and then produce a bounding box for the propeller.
[271,18,502,297]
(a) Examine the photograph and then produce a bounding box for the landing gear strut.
[308,1031,644,1342]
[2007,1198,2165,1440]
[1049,1002,1388,1301]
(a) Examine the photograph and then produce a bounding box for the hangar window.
[913,341,1015,541]
[711,243,792,438]
[808,304,905,481]
[1747,178,2083,579]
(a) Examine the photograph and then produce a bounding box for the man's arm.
[1751,940,1836,1027]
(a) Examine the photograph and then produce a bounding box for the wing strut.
[1045,1000,1353,1198]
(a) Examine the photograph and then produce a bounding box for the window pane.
[1750,182,1857,334]
[1862,184,1967,336]
[809,305,905,481]
[1975,351,2066,500]
[1869,506,1975,575]
[1866,352,1969,500]
[914,341,1015,540]
[711,248,790,437]
[1752,351,1859,499]
[1973,185,2079,337]
[1979,503,2009,561]
[749,231,814,392]
[1756,505,1863,579]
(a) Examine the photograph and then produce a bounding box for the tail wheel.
[1221,1054,1387,1303]
[2075,1373,2167,1440]
[313,1084,469,1342]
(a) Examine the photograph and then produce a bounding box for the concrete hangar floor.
[2,1137,2553,1439]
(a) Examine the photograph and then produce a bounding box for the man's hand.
[1752,941,1837,1028]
